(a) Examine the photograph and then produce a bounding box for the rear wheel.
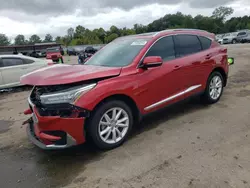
[202,71,224,104]
[87,100,133,150]
[232,39,237,44]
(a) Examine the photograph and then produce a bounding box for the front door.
[135,36,187,113]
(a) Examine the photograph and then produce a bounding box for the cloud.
[0,0,249,38]
[189,0,238,8]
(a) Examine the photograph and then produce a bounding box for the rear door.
[1,57,25,87]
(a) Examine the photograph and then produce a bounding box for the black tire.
[87,100,133,150]
[232,39,236,44]
[202,71,224,104]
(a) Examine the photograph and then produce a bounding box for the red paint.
[21,64,121,85]
[24,108,32,115]
[22,29,228,148]
[32,108,86,144]
[46,52,62,60]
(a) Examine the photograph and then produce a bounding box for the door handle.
[173,65,182,70]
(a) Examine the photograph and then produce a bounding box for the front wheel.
[232,39,237,44]
[202,71,224,104]
[87,100,133,150]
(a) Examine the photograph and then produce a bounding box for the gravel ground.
[0,44,250,188]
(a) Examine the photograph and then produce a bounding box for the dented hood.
[21,64,122,86]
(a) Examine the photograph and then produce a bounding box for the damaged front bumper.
[23,97,88,150]
[26,119,77,150]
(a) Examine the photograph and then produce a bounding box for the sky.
[0,0,249,39]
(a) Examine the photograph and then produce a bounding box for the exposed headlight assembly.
[40,83,96,105]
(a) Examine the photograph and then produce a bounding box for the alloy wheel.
[209,75,223,100]
[98,107,129,144]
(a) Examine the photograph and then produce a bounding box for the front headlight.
[40,83,96,105]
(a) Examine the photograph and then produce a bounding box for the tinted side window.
[237,32,246,36]
[23,58,34,64]
[174,35,202,57]
[146,36,175,61]
[198,36,211,50]
[2,58,23,67]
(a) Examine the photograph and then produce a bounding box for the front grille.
[51,55,58,59]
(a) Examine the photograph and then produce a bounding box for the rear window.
[237,32,246,36]
[23,58,35,64]
[2,58,23,67]
[198,36,211,50]
[47,48,60,53]
[174,35,202,57]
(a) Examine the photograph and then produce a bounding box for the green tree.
[212,6,234,21]
[44,34,53,42]
[93,28,106,43]
[67,27,74,40]
[14,35,26,45]
[110,26,120,36]
[74,25,86,38]
[55,36,62,43]
[29,34,41,44]
[0,34,10,46]
[105,33,119,43]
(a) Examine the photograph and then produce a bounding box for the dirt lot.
[0,44,250,188]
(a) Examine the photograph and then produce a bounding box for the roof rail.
[154,28,210,36]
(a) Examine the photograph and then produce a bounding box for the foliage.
[0,34,10,46]
[44,34,53,42]
[29,34,41,44]
[14,35,26,45]
[67,27,74,40]
[7,6,250,46]
[212,6,234,21]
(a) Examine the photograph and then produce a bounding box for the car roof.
[0,54,39,60]
[119,29,214,40]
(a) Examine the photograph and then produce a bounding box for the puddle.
[0,120,13,134]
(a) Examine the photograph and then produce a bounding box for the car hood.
[20,64,122,86]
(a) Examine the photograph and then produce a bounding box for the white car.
[0,55,51,89]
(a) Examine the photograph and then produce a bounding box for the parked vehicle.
[222,32,239,44]
[215,34,224,44]
[78,46,98,64]
[46,47,64,63]
[67,47,77,56]
[0,55,52,89]
[237,30,250,43]
[21,29,230,150]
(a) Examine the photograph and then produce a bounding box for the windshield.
[47,48,60,53]
[85,38,149,67]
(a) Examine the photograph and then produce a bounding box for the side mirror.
[141,56,163,69]
[228,57,234,66]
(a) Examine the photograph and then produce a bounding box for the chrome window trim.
[144,84,202,111]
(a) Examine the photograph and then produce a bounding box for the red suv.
[21,29,229,150]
